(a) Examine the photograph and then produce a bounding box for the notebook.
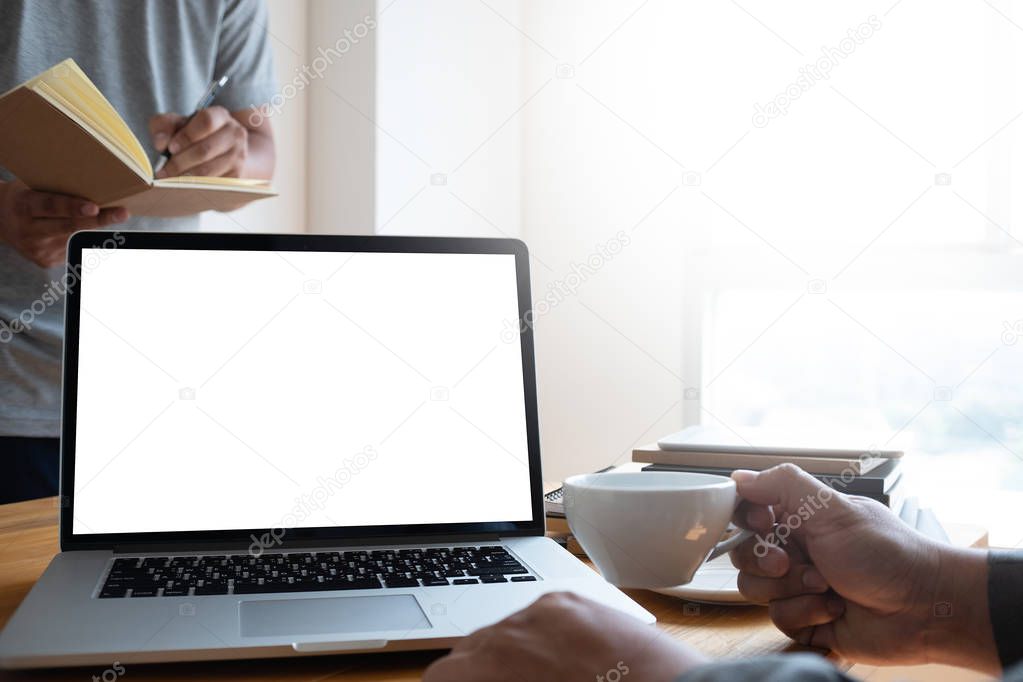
[0,59,275,217]
[641,457,903,495]
[632,442,885,475]
[657,425,902,459]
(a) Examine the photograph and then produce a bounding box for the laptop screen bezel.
[59,231,545,551]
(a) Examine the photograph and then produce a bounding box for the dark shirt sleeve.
[1008,662,1023,682]
[677,655,1023,682]
[676,654,855,682]
[989,550,1023,669]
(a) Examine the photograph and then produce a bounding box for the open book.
[0,59,275,217]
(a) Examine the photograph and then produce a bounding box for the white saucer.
[651,553,748,604]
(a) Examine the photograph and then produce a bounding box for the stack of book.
[634,426,905,510]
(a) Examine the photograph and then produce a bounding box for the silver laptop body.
[0,232,652,669]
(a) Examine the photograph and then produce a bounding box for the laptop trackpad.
[240,595,430,637]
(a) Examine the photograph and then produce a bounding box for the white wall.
[306,0,377,234]
[371,1,683,482]
[374,0,523,238]
[201,0,308,234]
[519,3,688,482]
[200,0,378,235]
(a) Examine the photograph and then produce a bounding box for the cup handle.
[706,527,755,561]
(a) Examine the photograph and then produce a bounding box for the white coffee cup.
[562,471,752,589]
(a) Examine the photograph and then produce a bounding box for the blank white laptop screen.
[71,248,533,535]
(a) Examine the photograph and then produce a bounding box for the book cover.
[0,59,275,217]
[656,425,902,460]
[641,458,903,495]
[633,443,885,475]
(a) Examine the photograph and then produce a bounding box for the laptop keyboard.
[98,545,536,598]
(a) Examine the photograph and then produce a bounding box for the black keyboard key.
[100,546,520,598]
[233,581,276,594]
[108,565,147,575]
[479,574,507,584]
[467,566,527,576]
[277,581,311,593]
[510,576,537,582]
[331,578,382,590]
[103,574,137,584]
[99,585,128,598]
[421,577,450,587]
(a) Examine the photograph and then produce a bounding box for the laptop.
[0,231,653,669]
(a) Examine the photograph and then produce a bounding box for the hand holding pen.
[148,74,256,179]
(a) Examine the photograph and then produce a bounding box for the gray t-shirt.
[0,0,276,437]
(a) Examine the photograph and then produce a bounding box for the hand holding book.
[0,180,128,268]
[0,60,276,218]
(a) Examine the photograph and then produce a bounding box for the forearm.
[922,546,1000,675]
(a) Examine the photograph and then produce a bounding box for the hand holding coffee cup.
[562,472,751,589]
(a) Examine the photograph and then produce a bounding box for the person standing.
[0,0,277,503]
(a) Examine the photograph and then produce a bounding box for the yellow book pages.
[27,60,152,179]
[154,176,271,188]
[30,82,150,181]
[0,58,278,215]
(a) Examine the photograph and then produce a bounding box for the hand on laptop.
[730,464,999,673]
[0,180,129,267]
[422,591,706,682]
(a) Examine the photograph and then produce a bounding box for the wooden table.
[0,496,820,681]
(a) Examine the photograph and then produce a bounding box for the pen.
[154,74,230,173]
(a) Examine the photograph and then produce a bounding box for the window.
[375,1,1023,540]
[694,2,1023,507]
